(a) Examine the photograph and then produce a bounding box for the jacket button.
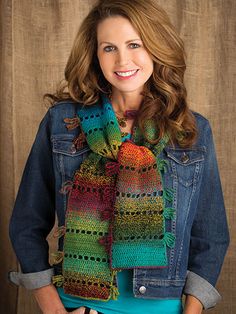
[181,153,189,163]
[138,285,147,294]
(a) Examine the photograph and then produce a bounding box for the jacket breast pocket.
[165,147,206,188]
[52,134,90,179]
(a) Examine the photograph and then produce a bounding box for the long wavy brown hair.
[45,0,197,147]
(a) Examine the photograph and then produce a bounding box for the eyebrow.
[99,39,142,46]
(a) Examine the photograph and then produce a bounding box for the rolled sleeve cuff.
[8,268,54,290]
[183,270,221,309]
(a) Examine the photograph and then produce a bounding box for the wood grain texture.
[0,1,235,313]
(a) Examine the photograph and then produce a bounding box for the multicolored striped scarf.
[53,95,175,301]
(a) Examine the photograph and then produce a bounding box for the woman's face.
[97,16,153,97]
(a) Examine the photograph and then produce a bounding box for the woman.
[9,0,229,313]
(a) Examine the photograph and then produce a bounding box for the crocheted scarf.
[53,95,175,301]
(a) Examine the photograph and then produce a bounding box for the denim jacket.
[9,101,230,310]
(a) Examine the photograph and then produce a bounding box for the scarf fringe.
[162,232,176,248]
[110,285,119,300]
[64,117,80,130]
[163,188,174,202]
[73,132,87,150]
[60,181,73,195]
[51,251,64,264]
[52,274,64,287]
[53,226,66,238]
[163,207,175,219]
[156,158,169,173]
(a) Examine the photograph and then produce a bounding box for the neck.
[110,89,143,114]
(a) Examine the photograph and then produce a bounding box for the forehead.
[97,16,140,43]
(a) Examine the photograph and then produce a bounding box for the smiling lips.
[115,69,139,79]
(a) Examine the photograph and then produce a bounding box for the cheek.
[98,55,113,75]
[97,51,105,67]
[136,52,153,71]
[148,60,154,74]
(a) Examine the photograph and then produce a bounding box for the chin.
[112,84,145,94]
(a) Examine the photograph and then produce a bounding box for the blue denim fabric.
[9,101,230,309]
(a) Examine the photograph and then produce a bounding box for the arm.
[9,110,55,288]
[33,284,98,314]
[33,284,67,314]
[183,120,230,309]
[184,295,203,314]
[9,109,97,313]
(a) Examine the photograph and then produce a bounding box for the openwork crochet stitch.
[52,95,175,301]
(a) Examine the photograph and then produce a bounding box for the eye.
[103,46,116,52]
[129,43,141,49]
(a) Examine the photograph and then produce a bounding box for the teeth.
[116,70,137,77]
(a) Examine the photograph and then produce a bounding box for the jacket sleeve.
[183,120,230,309]
[9,110,56,289]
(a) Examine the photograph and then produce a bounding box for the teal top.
[58,270,183,314]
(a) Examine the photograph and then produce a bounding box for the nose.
[115,49,129,66]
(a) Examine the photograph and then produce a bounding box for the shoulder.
[48,100,83,118]
[192,111,211,130]
[44,100,83,135]
[191,111,214,147]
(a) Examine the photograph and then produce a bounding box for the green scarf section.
[52,95,175,301]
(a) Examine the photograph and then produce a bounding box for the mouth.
[114,69,139,78]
